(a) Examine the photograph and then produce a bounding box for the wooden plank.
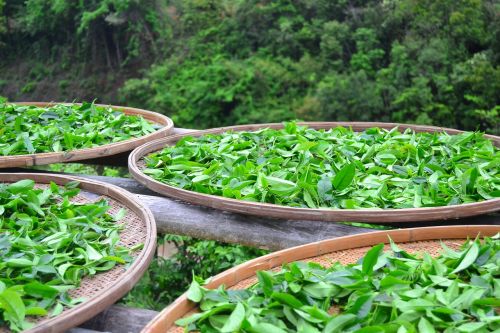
[78,305,157,333]
[68,328,110,333]
[171,128,198,135]
[383,213,500,227]
[137,193,372,250]
[78,151,130,167]
[135,193,498,249]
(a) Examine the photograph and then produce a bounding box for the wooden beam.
[79,305,157,333]
[133,193,499,250]
[68,328,110,333]
[136,193,372,250]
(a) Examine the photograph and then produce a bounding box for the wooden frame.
[142,225,500,333]
[0,102,174,168]
[129,122,500,223]
[0,173,157,333]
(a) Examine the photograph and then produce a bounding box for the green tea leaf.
[220,302,245,332]
[171,234,499,333]
[0,290,25,324]
[456,322,486,332]
[333,163,356,191]
[250,322,287,333]
[272,292,303,308]
[347,294,374,319]
[24,282,58,299]
[144,124,498,211]
[0,102,157,155]
[362,243,384,275]
[7,179,35,194]
[451,242,479,274]
[417,317,436,333]
[323,313,357,333]
[186,279,203,302]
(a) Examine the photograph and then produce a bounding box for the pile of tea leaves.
[0,100,159,155]
[178,236,500,332]
[144,122,499,209]
[0,179,134,332]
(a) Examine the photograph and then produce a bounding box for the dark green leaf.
[451,242,479,274]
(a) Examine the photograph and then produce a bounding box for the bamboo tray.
[142,225,500,333]
[129,122,500,223]
[0,173,156,333]
[0,102,174,168]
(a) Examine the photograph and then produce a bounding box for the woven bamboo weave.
[0,173,156,333]
[141,225,500,333]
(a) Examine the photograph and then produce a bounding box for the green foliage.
[121,235,267,311]
[0,0,6,48]
[178,236,500,332]
[121,55,307,129]
[118,0,499,133]
[2,0,171,66]
[1,0,499,132]
[143,122,499,209]
[20,82,36,94]
[0,180,133,332]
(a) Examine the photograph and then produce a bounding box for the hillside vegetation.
[0,0,498,132]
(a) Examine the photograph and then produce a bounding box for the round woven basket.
[142,225,500,333]
[129,122,500,223]
[0,173,156,333]
[0,102,174,168]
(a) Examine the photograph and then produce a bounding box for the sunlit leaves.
[0,179,132,332]
[145,122,499,209]
[177,237,500,332]
[0,101,158,155]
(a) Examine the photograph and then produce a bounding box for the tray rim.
[0,173,157,333]
[0,102,174,168]
[142,224,500,333]
[129,121,500,223]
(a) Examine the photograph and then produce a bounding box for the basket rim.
[0,102,174,168]
[129,121,500,223]
[0,173,157,333]
[141,224,500,333]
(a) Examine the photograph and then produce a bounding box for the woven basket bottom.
[0,185,147,333]
[168,239,465,333]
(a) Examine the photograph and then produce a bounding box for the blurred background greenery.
[0,0,498,133]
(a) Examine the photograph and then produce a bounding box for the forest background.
[0,0,498,133]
